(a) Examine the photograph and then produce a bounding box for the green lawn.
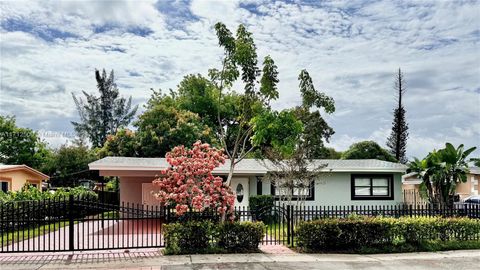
[264,222,288,243]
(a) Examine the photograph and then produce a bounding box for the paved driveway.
[2,219,164,252]
[0,249,478,270]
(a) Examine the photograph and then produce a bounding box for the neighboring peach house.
[403,167,480,203]
[0,164,50,192]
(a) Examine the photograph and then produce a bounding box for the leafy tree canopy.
[341,141,397,162]
[0,115,50,169]
[99,88,217,158]
[41,143,98,187]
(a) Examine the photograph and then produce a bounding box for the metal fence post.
[286,205,291,246]
[68,194,75,251]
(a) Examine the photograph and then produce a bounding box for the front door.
[230,177,249,208]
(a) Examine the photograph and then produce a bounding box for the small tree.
[210,23,280,187]
[386,68,409,163]
[251,70,335,206]
[152,141,235,217]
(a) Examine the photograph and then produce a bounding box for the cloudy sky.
[0,0,479,159]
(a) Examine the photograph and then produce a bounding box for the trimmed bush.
[163,220,214,254]
[296,216,480,252]
[163,221,265,254]
[217,221,265,252]
[249,195,275,222]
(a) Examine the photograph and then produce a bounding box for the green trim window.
[351,174,394,200]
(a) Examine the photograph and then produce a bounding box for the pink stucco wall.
[119,176,155,205]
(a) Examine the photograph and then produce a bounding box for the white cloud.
[0,0,479,159]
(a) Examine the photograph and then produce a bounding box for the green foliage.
[408,143,477,204]
[41,143,97,187]
[176,74,221,128]
[296,216,480,252]
[163,220,265,255]
[259,56,279,100]
[0,186,98,203]
[342,141,397,162]
[0,115,51,169]
[471,158,480,167]
[250,110,303,157]
[210,22,282,186]
[98,129,137,157]
[298,70,335,113]
[163,221,214,254]
[105,178,119,192]
[71,69,138,148]
[295,109,335,159]
[100,103,216,157]
[248,195,275,222]
[136,105,215,157]
[217,222,265,252]
[325,147,342,159]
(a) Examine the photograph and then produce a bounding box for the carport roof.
[89,157,407,175]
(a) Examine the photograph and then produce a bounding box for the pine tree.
[387,68,409,163]
[71,69,138,148]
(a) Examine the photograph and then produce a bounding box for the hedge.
[249,195,275,223]
[296,216,480,252]
[217,221,265,252]
[163,221,265,254]
[0,186,98,203]
[1,186,99,233]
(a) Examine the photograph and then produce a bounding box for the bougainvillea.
[152,141,236,217]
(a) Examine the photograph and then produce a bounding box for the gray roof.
[89,157,407,174]
[469,167,480,175]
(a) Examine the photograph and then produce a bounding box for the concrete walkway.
[0,249,479,270]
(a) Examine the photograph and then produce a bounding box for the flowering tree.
[152,141,235,217]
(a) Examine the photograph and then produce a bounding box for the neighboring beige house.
[89,157,407,207]
[403,167,480,203]
[0,164,50,192]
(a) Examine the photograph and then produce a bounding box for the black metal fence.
[1,197,479,253]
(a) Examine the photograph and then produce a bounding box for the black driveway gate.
[0,195,167,253]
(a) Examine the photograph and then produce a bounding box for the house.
[89,157,407,207]
[0,164,50,192]
[403,167,480,203]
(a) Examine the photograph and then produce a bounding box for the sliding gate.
[1,195,167,252]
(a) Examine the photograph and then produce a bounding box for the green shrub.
[296,216,480,252]
[163,220,214,254]
[217,221,265,252]
[397,216,439,244]
[249,195,275,223]
[163,221,265,254]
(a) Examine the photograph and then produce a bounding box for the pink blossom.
[152,141,235,217]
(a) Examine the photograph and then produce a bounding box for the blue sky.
[0,0,479,159]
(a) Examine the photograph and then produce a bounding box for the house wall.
[119,176,155,205]
[119,176,256,206]
[456,173,479,198]
[402,173,480,201]
[0,170,43,191]
[255,172,404,206]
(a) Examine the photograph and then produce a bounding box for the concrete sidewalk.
[0,249,479,270]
